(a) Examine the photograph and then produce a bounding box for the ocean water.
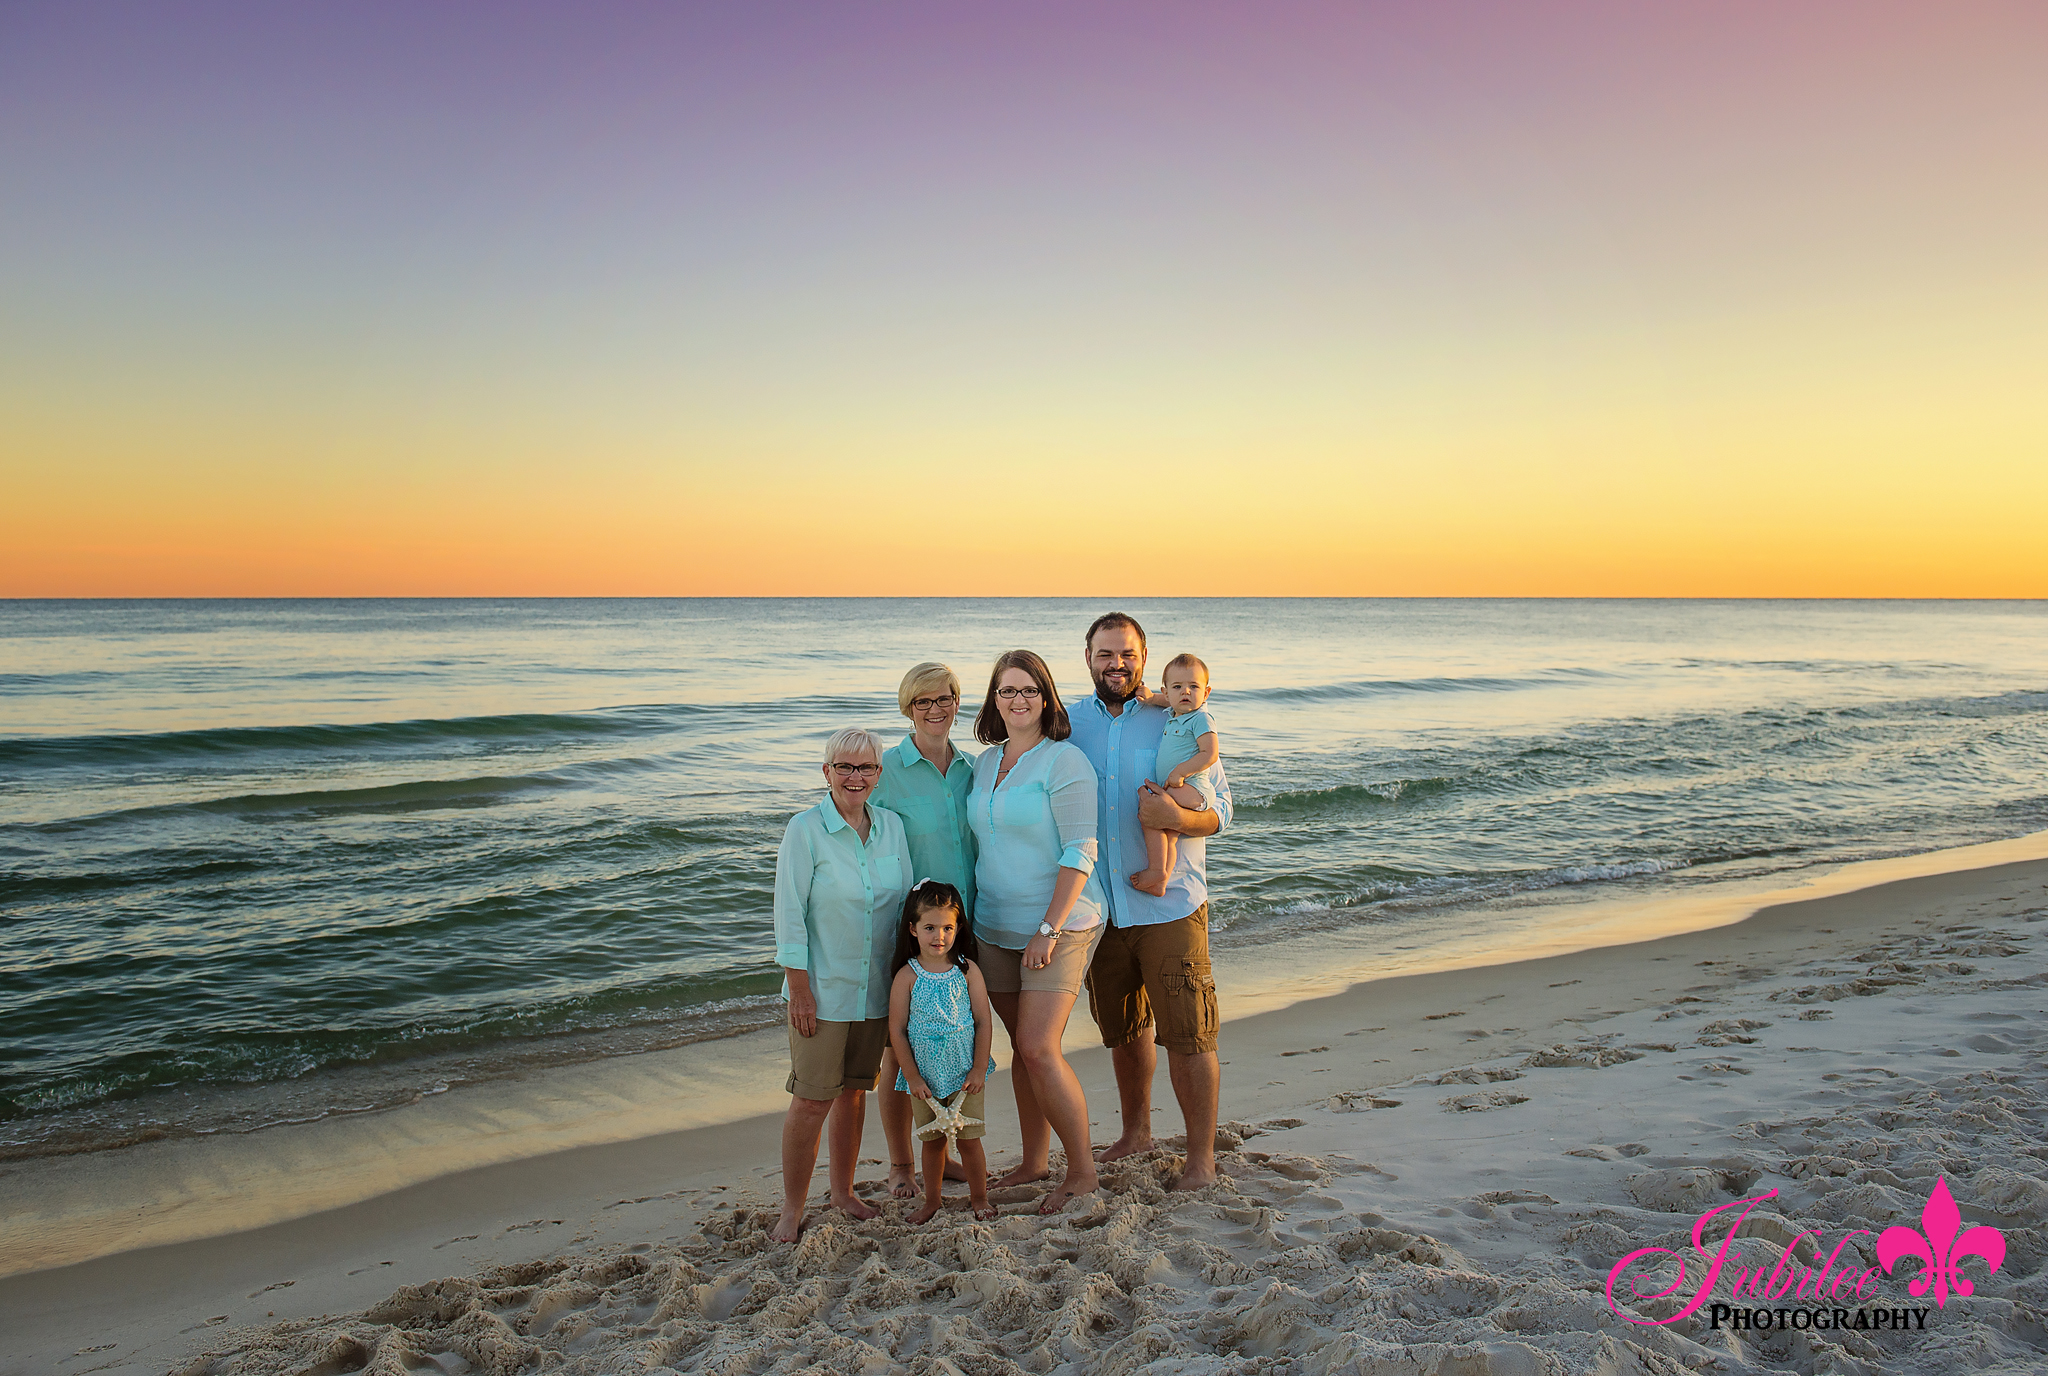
[4,598,2045,1156]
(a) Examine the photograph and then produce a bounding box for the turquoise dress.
[893,962,994,1099]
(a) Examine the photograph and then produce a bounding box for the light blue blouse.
[773,799,914,1022]
[967,738,1106,947]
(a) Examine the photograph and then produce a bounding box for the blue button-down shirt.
[773,799,914,1021]
[1067,694,1232,928]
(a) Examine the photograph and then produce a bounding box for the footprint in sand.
[1279,1046,1330,1056]
[1439,1090,1530,1112]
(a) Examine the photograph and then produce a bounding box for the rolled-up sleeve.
[1208,759,1234,835]
[772,814,813,969]
[1047,745,1100,876]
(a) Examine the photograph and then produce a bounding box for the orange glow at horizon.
[5,3,2045,598]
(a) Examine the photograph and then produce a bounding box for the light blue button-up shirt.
[1067,694,1233,928]
[870,734,978,919]
[773,798,914,1022]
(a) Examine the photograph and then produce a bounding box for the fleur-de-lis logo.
[1876,1176,2006,1308]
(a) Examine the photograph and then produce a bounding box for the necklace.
[995,737,1034,787]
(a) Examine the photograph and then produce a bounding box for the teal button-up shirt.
[870,734,979,919]
[773,798,914,1022]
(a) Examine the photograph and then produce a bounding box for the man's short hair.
[1084,612,1146,653]
[1163,653,1209,681]
[822,726,885,764]
[896,661,961,716]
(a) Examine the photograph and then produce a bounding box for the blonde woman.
[870,662,980,1199]
[769,727,914,1242]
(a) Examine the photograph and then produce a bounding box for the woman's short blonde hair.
[897,662,962,717]
[822,726,886,765]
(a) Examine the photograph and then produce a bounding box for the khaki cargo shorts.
[786,1016,890,1100]
[1084,904,1219,1055]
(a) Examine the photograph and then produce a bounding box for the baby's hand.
[1166,770,1188,788]
[1136,683,1168,707]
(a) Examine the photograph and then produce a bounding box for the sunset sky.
[4,2,2044,597]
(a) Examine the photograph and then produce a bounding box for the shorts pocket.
[1160,956,1215,996]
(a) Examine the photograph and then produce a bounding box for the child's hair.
[892,878,972,975]
[1163,653,1209,681]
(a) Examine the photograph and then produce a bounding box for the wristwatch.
[1037,922,1063,940]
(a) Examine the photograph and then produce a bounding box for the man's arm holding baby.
[1139,779,1221,837]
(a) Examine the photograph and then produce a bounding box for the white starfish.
[916,1090,984,1144]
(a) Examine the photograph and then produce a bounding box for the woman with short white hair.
[769,726,914,1242]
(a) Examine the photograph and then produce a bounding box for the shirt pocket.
[890,796,940,838]
[1132,748,1159,785]
[872,853,905,893]
[996,779,1047,831]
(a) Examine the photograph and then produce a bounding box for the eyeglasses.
[995,685,1043,701]
[910,694,957,713]
[829,762,881,778]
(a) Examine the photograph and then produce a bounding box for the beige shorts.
[911,1088,987,1141]
[786,1017,889,1101]
[1084,904,1219,1055]
[976,923,1103,997]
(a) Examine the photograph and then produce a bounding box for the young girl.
[1130,653,1222,897]
[886,879,997,1224]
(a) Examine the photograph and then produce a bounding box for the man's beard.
[1093,668,1139,705]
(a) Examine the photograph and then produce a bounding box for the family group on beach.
[770,613,1228,1242]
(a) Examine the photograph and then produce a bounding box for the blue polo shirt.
[1067,694,1232,928]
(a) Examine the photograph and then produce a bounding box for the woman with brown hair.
[966,649,1107,1214]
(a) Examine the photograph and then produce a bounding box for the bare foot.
[943,1156,971,1183]
[886,1163,918,1199]
[769,1204,807,1242]
[1127,868,1168,897]
[831,1193,880,1221]
[907,1200,940,1225]
[992,1163,1052,1189]
[1170,1160,1218,1192]
[1038,1168,1100,1215]
[971,1198,999,1221]
[1096,1132,1154,1164]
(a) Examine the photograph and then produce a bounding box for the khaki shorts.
[786,1017,890,1101]
[977,923,1103,997]
[1085,904,1219,1055]
[910,1087,987,1141]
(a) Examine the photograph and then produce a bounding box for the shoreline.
[6,830,2047,1284]
[5,842,2046,1372]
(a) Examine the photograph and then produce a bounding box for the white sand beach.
[6,843,2047,1376]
